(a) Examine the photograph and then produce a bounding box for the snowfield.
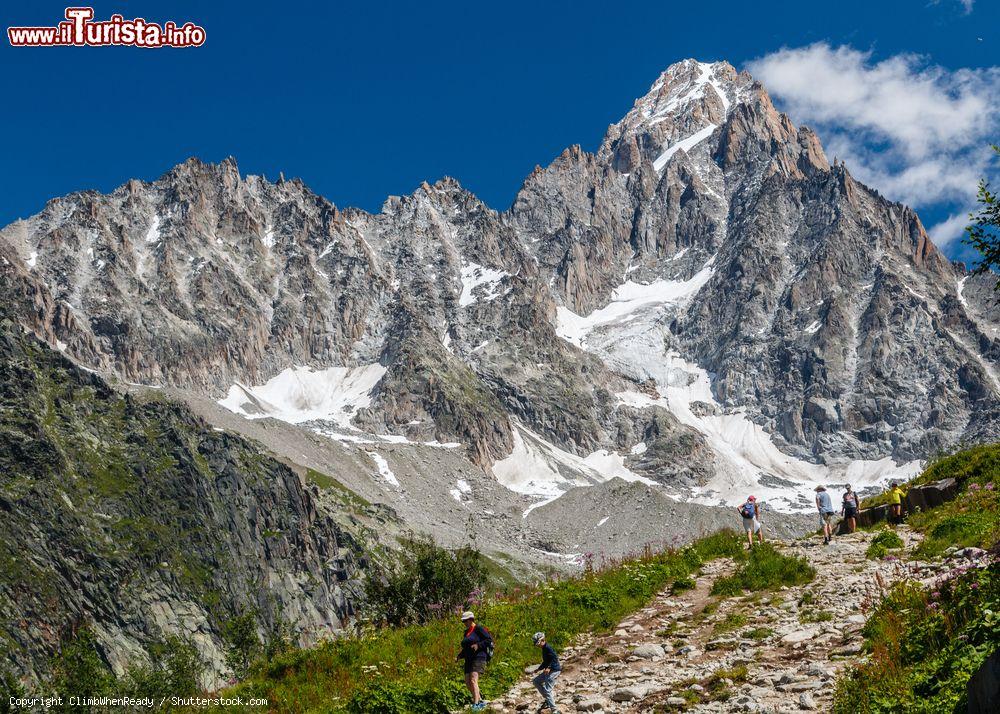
[492,424,659,517]
[547,271,922,513]
[219,364,386,427]
[556,257,715,348]
[653,124,718,171]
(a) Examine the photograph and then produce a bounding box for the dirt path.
[491,528,927,713]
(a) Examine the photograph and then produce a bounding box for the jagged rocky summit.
[1,58,997,518]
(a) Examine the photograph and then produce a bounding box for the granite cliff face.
[0,319,370,685]
[1,58,997,512]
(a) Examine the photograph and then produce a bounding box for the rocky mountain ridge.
[0,317,375,686]
[1,59,997,516]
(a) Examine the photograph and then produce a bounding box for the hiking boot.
[471,703,486,712]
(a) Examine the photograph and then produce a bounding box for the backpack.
[477,625,495,662]
[740,501,755,518]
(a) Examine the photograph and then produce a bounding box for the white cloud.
[931,0,975,15]
[928,210,974,248]
[747,43,999,246]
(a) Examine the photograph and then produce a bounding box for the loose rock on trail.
[491,528,931,713]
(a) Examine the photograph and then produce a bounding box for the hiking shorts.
[819,512,834,526]
[844,506,858,519]
[464,658,486,675]
[743,517,761,533]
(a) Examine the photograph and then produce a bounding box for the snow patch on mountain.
[144,216,161,244]
[556,257,715,347]
[645,61,732,124]
[563,282,922,512]
[653,124,718,172]
[492,425,658,516]
[367,451,400,488]
[459,262,509,307]
[449,479,472,502]
[609,341,920,511]
[218,364,386,427]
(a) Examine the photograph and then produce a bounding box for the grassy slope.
[833,444,1000,714]
[227,532,746,713]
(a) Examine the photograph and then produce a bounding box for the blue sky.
[2,0,997,263]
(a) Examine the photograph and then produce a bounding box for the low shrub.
[39,628,205,712]
[713,612,748,633]
[833,444,1000,713]
[365,536,489,627]
[909,483,1000,559]
[914,443,1000,488]
[799,610,833,624]
[222,612,262,681]
[711,544,815,596]
[709,663,748,684]
[865,528,904,560]
[122,635,204,700]
[670,576,696,594]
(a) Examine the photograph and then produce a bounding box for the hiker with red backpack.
[737,495,764,549]
[457,611,493,711]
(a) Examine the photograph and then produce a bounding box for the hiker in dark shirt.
[531,632,562,713]
[842,485,860,533]
[457,611,492,711]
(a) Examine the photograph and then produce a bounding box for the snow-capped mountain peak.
[1,58,997,526]
[598,59,756,173]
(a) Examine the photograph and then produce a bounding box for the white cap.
[461,611,475,621]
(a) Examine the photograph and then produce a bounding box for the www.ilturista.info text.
[7,7,206,48]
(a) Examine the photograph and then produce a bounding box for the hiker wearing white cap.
[816,485,835,544]
[456,611,493,711]
[531,632,561,713]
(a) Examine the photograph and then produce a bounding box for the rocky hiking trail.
[490,528,930,713]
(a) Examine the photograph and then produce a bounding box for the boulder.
[855,504,891,529]
[781,628,819,644]
[904,477,958,512]
[967,649,1000,714]
[631,643,665,659]
[610,683,659,701]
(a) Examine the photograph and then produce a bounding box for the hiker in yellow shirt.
[888,482,905,525]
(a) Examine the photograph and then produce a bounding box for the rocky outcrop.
[904,477,960,512]
[0,319,369,685]
[967,649,1000,714]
